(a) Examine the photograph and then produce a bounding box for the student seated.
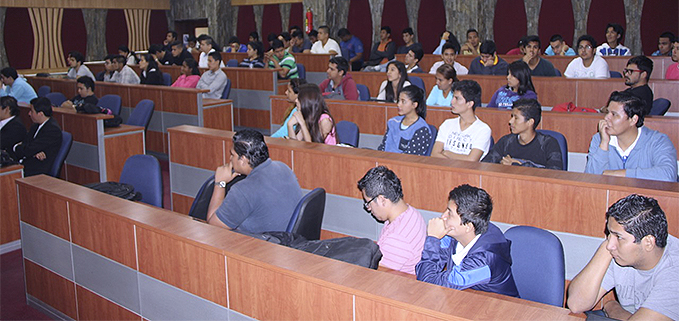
[226,36,247,53]
[469,40,508,76]
[429,41,469,76]
[0,96,26,154]
[100,55,117,82]
[482,99,563,170]
[171,58,201,88]
[310,25,341,56]
[404,46,425,74]
[196,52,228,99]
[60,76,98,109]
[168,41,193,66]
[197,35,225,68]
[519,35,558,77]
[567,194,678,320]
[397,27,421,55]
[378,85,432,155]
[286,84,337,145]
[564,35,610,79]
[364,26,395,69]
[112,55,141,84]
[0,67,38,103]
[66,51,96,81]
[265,39,299,79]
[596,23,630,56]
[139,54,165,86]
[206,129,303,233]
[377,61,411,102]
[544,34,576,56]
[271,78,307,138]
[9,97,62,177]
[426,64,457,107]
[622,56,654,114]
[431,80,491,162]
[487,61,538,109]
[338,28,364,71]
[238,41,265,69]
[357,166,426,274]
[416,184,519,297]
[585,91,677,182]
[460,29,481,56]
[118,45,137,65]
[666,40,679,80]
[318,56,359,100]
[652,32,674,56]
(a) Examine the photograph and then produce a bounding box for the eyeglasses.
[577,45,593,50]
[362,195,378,212]
[623,68,643,74]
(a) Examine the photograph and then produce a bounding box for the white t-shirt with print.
[435,117,491,159]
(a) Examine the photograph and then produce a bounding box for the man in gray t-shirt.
[567,194,678,320]
[206,129,302,233]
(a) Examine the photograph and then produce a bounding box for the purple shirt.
[340,36,364,62]
[377,205,426,274]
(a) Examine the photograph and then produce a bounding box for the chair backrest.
[45,92,67,106]
[296,63,306,80]
[489,135,495,150]
[119,154,163,207]
[335,120,360,147]
[408,76,425,91]
[226,59,238,67]
[126,99,154,130]
[649,98,671,116]
[553,68,562,77]
[221,78,232,99]
[95,70,106,81]
[536,129,568,170]
[48,131,73,178]
[37,85,51,98]
[188,175,215,221]
[356,84,370,101]
[425,124,438,156]
[610,71,622,78]
[504,225,565,307]
[286,188,326,240]
[97,94,122,115]
[162,72,172,86]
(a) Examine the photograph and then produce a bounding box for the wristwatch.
[218,181,227,188]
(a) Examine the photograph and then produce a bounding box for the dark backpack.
[84,181,142,201]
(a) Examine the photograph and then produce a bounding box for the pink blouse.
[320,113,337,145]
[171,75,201,88]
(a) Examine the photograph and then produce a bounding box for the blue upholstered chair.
[126,99,154,131]
[610,71,623,78]
[119,155,163,207]
[408,76,425,91]
[296,63,306,80]
[37,86,51,98]
[221,78,232,99]
[649,98,671,116]
[45,92,67,106]
[504,225,565,307]
[162,72,172,86]
[425,124,438,156]
[226,59,238,67]
[356,84,370,101]
[97,94,122,116]
[48,131,73,178]
[537,129,569,170]
[188,175,215,221]
[286,188,326,240]
[336,120,360,147]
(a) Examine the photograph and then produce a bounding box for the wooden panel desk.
[26,77,233,154]
[269,95,679,157]
[17,175,581,320]
[167,126,678,239]
[1,165,23,249]
[17,103,145,184]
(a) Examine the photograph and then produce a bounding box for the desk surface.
[0,164,23,174]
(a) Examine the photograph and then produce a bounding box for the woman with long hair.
[287,84,337,145]
[139,54,165,85]
[171,58,201,88]
[118,45,137,65]
[426,64,458,107]
[487,60,537,108]
[377,61,411,102]
[271,78,307,138]
[378,85,432,155]
[239,41,265,68]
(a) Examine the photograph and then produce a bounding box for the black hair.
[525,35,541,48]
[267,33,278,43]
[207,51,222,62]
[606,194,667,248]
[577,34,597,49]
[550,34,564,42]
[296,83,336,143]
[167,30,177,39]
[451,80,482,110]
[329,56,349,76]
[448,184,493,235]
[507,60,536,95]
[384,61,409,103]
[148,44,164,55]
[318,26,330,34]
[512,98,541,129]
[479,40,496,55]
[436,64,459,82]
[292,30,305,40]
[0,67,18,80]
[0,96,20,117]
[140,53,159,72]
[289,25,301,32]
[442,38,461,55]
[271,39,285,50]
[410,46,424,62]
[198,35,219,51]
[466,29,478,37]
[606,23,625,43]
[68,51,85,64]
[607,91,646,127]
[113,55,127,65]
[228,36,240,45]
[402,27,414,36]
[517,36,528,47]
[659,31,676,43]
[279,32,291,42]
[280,78,308,122]
[77,76,95,91]
[232,129,269,168]
[309,29,318,38]
[170,41,183,49]
[627,55,654,82]
[104,54,116,62]
[337,28,351,38]
[381,26,391,35]
[357,166,404,204]
[30,97,53,117]
[118,45,133,57]
[187,35,197,43]
[249,31,259,41]
[183,58,200,75]
[400,85,427,119]
[247,41,264,60]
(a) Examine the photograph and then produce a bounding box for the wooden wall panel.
[128,87,162,113]
[203,104,233,131]
[540,113,601,153]
[0,168,22,244]
[168,130,225,170]
[355,297,451,321]
[171,193,193,215]
[124,9,151,52]
[161,90,198,115]
[62,115,99,145]
[328,100,388,135]
[608,190,679,236]
[69,202,138,269]
[227,257,354,321]
[266,144,293,169]
[105,131,145,182]
[575,80,628,109]
[18,184,69,240]
[136,227,227,307]
[293,149,376,198]
[76,285,141,321]
[653,82,679,113]
[145,130,166,154]
[64,164,100,185]
[236,108,270,129]
[270,97,293,125]
[28,7,66,70]
[24,259,77,320]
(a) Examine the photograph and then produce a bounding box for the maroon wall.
[237,6,256,44]
[61,9,87,61]
[416,1,446,53]
[641,0,679,55]
[587,0,626,48]
[380,0,409,49]
[347,0,372,54]
[106,10,128,55]
[4,8,34,69]
[149,10,169,46]
[494,0,527,53]
[289,3,304,31]
[261,4,282,49]
[538,1,575,50]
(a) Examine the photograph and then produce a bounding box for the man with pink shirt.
[666,40,679,80]
[358,166,426,274]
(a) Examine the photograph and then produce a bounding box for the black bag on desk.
[84,182,142,201]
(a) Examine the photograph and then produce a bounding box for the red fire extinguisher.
[305,7,313,34]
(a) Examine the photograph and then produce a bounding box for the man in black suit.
[0,96,27,154]
[11,97,62,176]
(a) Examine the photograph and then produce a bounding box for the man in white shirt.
[112,55,140,84]
[564,35,610,79]
[429,42,468,76]
[198,35,225,68]
[310,25,341,56]
[596,23,631,56]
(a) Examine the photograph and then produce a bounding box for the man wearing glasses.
[564,35,610,78]
[357,166,426,274]
[622,56,654,114]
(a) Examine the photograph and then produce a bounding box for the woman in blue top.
[487,60,537,109]
[378,85,432,155]
[271,78,307,138]
[426,64,458,107]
